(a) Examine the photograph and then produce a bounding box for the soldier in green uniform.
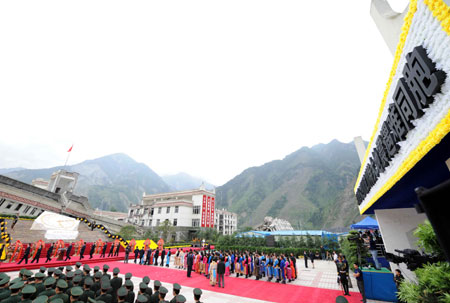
[46,269,55,283]
[75,263,82,272]
[110,268,122,298]
[23,270,34,282]
[93,267,100,275]
[65,266,73,280]
[137,283,150,303]
[124,274,132,283]
[67,275,82,296]
[51,279,69,303]
[70,286,84,303]
[80,277,95,303]
[102,266,111,280]
[65,272,74,289]
[95,282,112,303]
[34,273,46,297]
[53,270,63,282]
[58,267,66,281]
[175,295,186,303]
[0,276,11,301]
[116,287,127,303]
[193,288,202,303]
[124,280,134,303]
[91,273,102,294]
[39,278,56,298]
[39,267,47,275]
[21,284,36,303]
[83,265,92,280]
[169,284,181,303]
[141,277,152,297]
[149,281,160,303]
[2,280,23,303]
[34,295,49,303]
[158,287,168,303]
[136,294,148,303]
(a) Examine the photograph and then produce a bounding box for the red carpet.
[89,261,364,303]
[0,253,125,272]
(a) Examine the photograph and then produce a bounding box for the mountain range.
[215,139,363,229]
[1,139,363,228]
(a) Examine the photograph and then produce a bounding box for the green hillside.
[216,140,363,229]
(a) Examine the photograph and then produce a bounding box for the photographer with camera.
[365,231,381,270]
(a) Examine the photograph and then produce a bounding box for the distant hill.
[0,167,25,174]
[162,172,215,191]
[216,140,363,230]
[3,153,170,212]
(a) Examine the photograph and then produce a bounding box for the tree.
[196,228,221,243]
[340,230,368,266]
[157,220,175,243]
[119,225,137,240]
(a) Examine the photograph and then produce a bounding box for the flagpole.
[64,152,71,168]
[64,145,73,168]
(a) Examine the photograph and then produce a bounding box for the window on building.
[151,208,154,215]
[175,206,179,213]
[166,207,170,214]
[0,199,5,207]
[5,203,13,209]
[144,208,148,214]
[15,203,22,211]
[173,219,177,226]
[149,219,152,226]
[193,206,200,214]
[141,220,144,226]
[192,219,200,227]
[24,206,31,213]
[158,207,162,214]
[129,210,134,216]
[156,219,160,226]
[30,208,37,215]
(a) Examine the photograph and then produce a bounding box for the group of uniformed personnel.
[0,262,204,303]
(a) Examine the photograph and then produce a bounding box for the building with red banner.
[127,185,237,239]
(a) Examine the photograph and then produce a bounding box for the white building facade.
[127,188,237,234]
[214,208,237,235]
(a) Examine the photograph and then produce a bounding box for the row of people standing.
[14,241,122,265]
[130,247,171,268]
[180,250,299,285]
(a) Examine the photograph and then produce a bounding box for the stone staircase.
[6,219,109,244]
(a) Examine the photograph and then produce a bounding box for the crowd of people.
[0,262,205,303]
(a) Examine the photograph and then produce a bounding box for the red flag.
[67,145,73,152]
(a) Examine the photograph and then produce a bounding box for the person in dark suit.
[160,249,165,266]
[124,245,131,264]
[114,244,120,257]
[101,243,108,258]
[186,251,194,277]
[65,243,73,261]
[145,249,152,265]
[18,243,31,264]
[139,248,145,265]
[31,245,43,263]
[134,246,139,264]
[45,243,54,263]
[154,249,159,266]
[79,243,87,260]
[90,243,96,259]
[303,251,308,268]
[217,257,226,288]
[108,243,115,257]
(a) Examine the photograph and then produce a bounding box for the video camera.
[385,249,442,271]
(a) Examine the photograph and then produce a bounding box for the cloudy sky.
[0,0,408,185]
